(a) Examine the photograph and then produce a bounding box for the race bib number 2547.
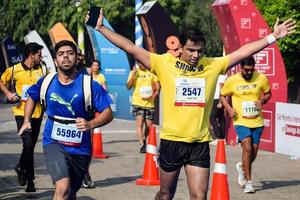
[175,77,205,106]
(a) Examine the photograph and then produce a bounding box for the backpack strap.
[40,62,47,76]
[83,74,94,118]
[40,72,56,110]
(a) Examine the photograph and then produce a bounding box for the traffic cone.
[92,112,108,159]
[210,140,230,200]
[136,126,160,186]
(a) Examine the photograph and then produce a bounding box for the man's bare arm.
[227,18,296,68]
[92,9,151,70]
[18,97,37,135]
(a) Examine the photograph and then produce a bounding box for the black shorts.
[131,105,154,120]
[43,143,91,192]
[158,139,210,172]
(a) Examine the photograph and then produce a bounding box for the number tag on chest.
[139,86,153,98]
[51,121,83,146]
[175,77,205,106]
[242,101,259,118]
[21,85,30,101]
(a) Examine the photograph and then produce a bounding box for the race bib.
[51,119,83,147]
[21,85,30,101]
[175,77,205,106]
[242,101,259,118]
[139,86,153,98]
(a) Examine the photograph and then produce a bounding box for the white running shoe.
[244,181,255,193]
[236,162,246,187]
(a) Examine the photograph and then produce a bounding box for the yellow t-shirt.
[150,53,229,143]
[221,72,270,128]
[93,73,106,86]
[1,63,45,118]
[127,68,158,108]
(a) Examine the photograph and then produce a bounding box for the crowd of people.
[0,7,296,200]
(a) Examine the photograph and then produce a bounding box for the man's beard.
[242,73,253,81]
[58,64,76,75]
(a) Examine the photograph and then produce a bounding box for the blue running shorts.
[234,125,264,144]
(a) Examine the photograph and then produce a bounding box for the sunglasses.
[241,68,255,73]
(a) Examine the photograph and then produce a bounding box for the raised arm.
[227,18,296,69]
[92,9,151,70]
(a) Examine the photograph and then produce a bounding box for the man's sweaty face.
[56,46,76,73]
[180,39,204,66]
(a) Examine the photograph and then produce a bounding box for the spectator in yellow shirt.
[0,42,46,192]
[91,60,107,91]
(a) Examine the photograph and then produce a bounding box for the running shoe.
[139,144,146,154]
[82,173,95,188]
[25,180,36,192]
[236,162,246,187]
[14,165,26,186]
[244,181,255,193]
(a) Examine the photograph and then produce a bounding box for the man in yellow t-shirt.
[90,60,107,91]
[127,63,160,153]
[220,56,271,193]
[93,9,295,199]
[0,42,46,192]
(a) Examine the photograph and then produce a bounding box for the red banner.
[212,0,287,102]
[212,0,287,151]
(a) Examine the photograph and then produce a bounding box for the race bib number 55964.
[51,122,83,146]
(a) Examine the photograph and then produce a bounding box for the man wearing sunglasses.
[220,56,271,193]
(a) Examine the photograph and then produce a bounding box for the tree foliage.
[254,0,300,82]
[254,0,300,102]
[0,0,298,86]
[0,0,221,55]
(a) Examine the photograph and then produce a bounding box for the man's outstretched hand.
[273,18,297,39]
[85,8,104,31]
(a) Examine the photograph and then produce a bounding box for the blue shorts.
[43,143,91,192]
[234,125,264,145]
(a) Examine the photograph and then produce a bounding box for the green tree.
[0,1,298,102]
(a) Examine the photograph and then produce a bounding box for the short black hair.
[240,56,256,67]
[179,28,206,46]
[91,59,101,70]
[54,40,77,55]
[24,42,43,58]
[92,59,100,65]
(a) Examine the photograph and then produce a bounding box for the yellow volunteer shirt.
[93,73,106,86]
[150,53,229,143]
[1,63,45,118]
[221,72,270,128]
[127,68,158,108]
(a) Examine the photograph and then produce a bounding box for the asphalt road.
[0,103,299,200]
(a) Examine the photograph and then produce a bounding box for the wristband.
[261,99,267,105]
[266,34,276,45]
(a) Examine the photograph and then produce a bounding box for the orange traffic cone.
[92,112,108,159]
[210,140,230,200]
[136,126,160,186]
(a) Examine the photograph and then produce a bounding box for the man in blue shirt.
[19,40,113,199]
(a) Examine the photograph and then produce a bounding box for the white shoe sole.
[236,162,246,187]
